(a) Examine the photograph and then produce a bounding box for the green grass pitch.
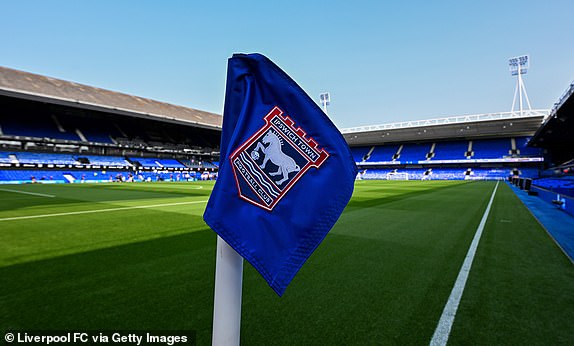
[0,180,573,345]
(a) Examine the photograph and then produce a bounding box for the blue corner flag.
[203,53,357,296]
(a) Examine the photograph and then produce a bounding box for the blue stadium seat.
[351,146,371,162]
[397,143,431,163]
[129,157,186,168]
[471,138,511,159]
[533,176,574,197]
[77,155,131,166]
[1,115,80,141]
[515,136,542,157]
[432,141,468,160]
[0,152,16,164]
[361,169,393,180]
[0,170,69,183]
[14,152,78,165]
[427,169,467,180]
[369,145,398,162]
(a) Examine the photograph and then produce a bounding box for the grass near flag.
[0,181,573,345]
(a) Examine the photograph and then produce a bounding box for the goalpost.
[386,172,409,180]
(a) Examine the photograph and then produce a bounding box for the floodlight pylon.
[509,55,532,116]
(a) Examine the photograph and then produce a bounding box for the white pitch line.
[429,181,499,346]
[0,200,208,222]
[0,188,55,198]
[134,184,207,190]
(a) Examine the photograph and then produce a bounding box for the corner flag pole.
[212,236,243,346]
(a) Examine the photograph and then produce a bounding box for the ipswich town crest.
[229,106,329,211]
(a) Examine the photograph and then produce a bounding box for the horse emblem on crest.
[229,106,329,211]
[253,131,301,185]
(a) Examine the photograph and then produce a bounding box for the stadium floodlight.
[508,55,532,116]
[509,55,529,76]
[319,92,330,115]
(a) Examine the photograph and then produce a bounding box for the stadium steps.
[75,128,88,142]
[466,140,474,158]
[364,146,375,162]
[393,145,403,161]
[426,143,436,160]
[115,124,128,138]
[63,174,76,183]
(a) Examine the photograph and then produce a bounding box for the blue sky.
[1,1,573,128]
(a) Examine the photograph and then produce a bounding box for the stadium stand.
[62,116,120,144]
[468,167,515,180]
[360,167,535,181]
[354,133,544,181]
[350,146,371,162]
[129,157,186,168]
[0,66,222,184]
[369,145,399,162]
[200,161,218,169]
[0,169,207,184]
[0,152,15,164]
[524,80,574,216]
[514,136,542,157]
[0,66,558,184]
[357,136,542,163]
[76,155,132,167]
[1,112,80,141]
[179,158,219,169]
[514,167,540,178]
[427,168,467,180]
[360,169,393,180]
[155,159,186,168]
[5,152,78,165]
[0,170,68,183]
[470,138,511,159]
[396,143,431,163]
[431,140,468,160]
[533,177,574,197]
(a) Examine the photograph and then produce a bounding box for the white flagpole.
[212,236,243,346]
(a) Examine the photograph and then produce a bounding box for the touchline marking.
[0,188,55,198]
[429,181,499,346]
[134,184,207,190]
[0,200,208,222]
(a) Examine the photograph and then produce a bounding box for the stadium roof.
[530,81,574,149]
[0,66,222,130]
[342,110,549,146]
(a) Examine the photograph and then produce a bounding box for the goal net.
[386,172,409,180]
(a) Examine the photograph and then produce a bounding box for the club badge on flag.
[229,106,329,210]
[204,53,357,296]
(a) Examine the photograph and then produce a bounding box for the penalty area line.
[429,181,499,346]
[0,188,55,198]
[0,200,209,222]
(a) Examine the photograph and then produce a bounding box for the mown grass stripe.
[430,181,499,346]
[0,200,208,222]
[0,188,55,198]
